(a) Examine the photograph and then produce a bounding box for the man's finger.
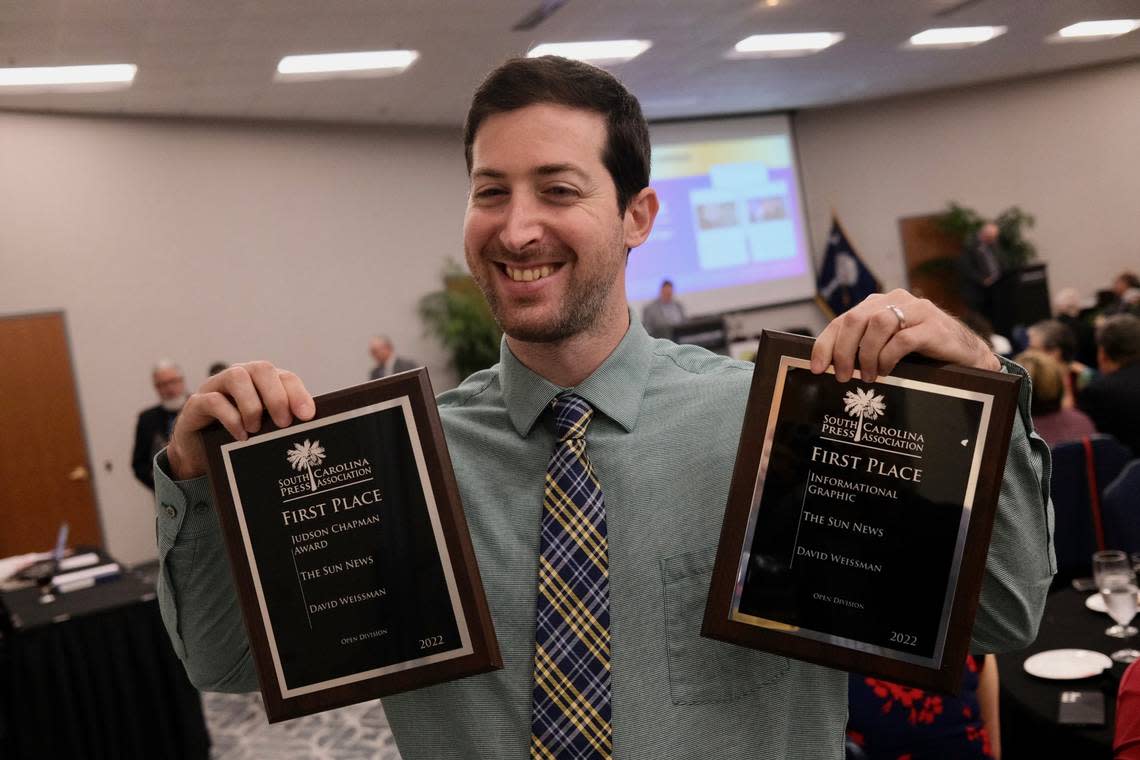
[811,320,839,374]
[243,361,293,430]
[219,366,267,433]
[182,391,248,442]
[857,306,902,383]
[831,312,869,383]
[877,323,930,377]
[278,369,316,422]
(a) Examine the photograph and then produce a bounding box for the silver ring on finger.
[886,304,907,331]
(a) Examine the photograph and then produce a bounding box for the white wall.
[794,59,1140,300]
[3,58,1138,564]
[0,113,468,565]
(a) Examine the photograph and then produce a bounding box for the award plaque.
[702,331,1021,693]
[201,369,501,722]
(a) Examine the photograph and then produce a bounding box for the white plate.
[1085,592,1140,614]
[1023,649,1112,680]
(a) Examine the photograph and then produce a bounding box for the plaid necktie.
[531,394,612,760]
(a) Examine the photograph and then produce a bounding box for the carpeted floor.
[202,691,402,760]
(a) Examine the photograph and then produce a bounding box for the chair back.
[1051,435,1135,580]
[1051,441,1098,580]
[1104,461,1140,555]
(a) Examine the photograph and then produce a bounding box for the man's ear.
[622,187,660,249]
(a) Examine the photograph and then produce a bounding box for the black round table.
[997,586,1129,759]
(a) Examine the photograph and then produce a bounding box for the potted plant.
[418,262,502,380]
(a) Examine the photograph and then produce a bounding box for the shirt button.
[164,504,177,519]
[194,502,208,515]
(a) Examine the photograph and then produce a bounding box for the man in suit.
[368,334,417,379]
[958,221,1003,324]
[1080,314,1140,455]
[132,360,186,490]
[640,279,686,339]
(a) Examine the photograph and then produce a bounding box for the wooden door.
[0,312,102,555]
[898,214,965,315]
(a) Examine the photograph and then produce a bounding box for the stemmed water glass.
[1093,550,1140,663]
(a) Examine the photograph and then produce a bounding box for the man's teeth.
[505,265,556,282]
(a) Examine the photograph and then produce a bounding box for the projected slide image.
[626,124,814,311]
[749,196,786,222]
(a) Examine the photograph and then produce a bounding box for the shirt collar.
[500,309,654,437]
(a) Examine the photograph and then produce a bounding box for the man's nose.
[498,193,543,253]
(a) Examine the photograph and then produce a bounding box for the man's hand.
[810,289,1001,383]
[166,361,315,480]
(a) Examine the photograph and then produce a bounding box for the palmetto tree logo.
[286,439,326,492]
[843,387,886,443]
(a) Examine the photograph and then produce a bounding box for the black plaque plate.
[202,369,501,722]
[702,331,1021,693]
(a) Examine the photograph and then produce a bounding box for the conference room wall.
[0,112,468,565]
[794,59,1140,303]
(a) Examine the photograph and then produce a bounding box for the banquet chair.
[1050,435,1133,581]
[1104,461,1140,555]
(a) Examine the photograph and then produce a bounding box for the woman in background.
[847,654,1000,759]
[1015,349,1097,447]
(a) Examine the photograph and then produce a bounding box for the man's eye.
[473,187,506,200]
[545,186,578,199]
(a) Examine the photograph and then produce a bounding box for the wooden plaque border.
[702,331,1021,693]
[202,369,501,722]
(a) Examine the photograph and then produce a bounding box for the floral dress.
[846,655,993,759]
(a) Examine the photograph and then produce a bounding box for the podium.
[991,263,1051,337]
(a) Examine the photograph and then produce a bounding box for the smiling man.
[154,57,1053,760]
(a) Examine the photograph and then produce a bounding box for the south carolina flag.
[815,217,880,318]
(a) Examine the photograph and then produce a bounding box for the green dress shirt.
[154,316,1055,760]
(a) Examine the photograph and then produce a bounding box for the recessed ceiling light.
[1053,19,1140,40]
[907,26,1007,49]
[275,50,419,81]
[0,63,137,90]
[527,40,651,65]
[730,32,845,58]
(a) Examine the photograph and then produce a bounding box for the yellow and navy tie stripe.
[531,394,612,760]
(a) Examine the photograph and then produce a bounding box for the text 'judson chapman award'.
[202,369,500,722]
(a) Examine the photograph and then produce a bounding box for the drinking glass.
[1094,551,1140,662]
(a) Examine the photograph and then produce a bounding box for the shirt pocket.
[661,546,789,705]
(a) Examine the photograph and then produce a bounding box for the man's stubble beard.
[472,239,626,344]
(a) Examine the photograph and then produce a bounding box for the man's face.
[660,283,673,303]
[369,338,391,364]
[979,223,999,245]
[463,104,632,343]
[153,367,185,402]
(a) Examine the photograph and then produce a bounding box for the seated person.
[1080,314,1140,455]
[1027,319,1094,405]
[1015,349,1097,448]
[847,654,1000,760]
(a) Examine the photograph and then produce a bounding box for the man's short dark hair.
[661,279,673,288]
[1097,314,1140,365]
[1030,319,1077,362]
[463,56,651,214]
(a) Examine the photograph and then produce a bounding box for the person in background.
[208,362,229,376]
[847,654,1001,760]
[1027,319,1094,405]
[1080,314,1140,455]
[1053,287,1098,368]
[132,360,186,490]
[368,334,417,379]
[1014,349,1097,448]
[641,278,687,339]
[958,221,1003,325]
